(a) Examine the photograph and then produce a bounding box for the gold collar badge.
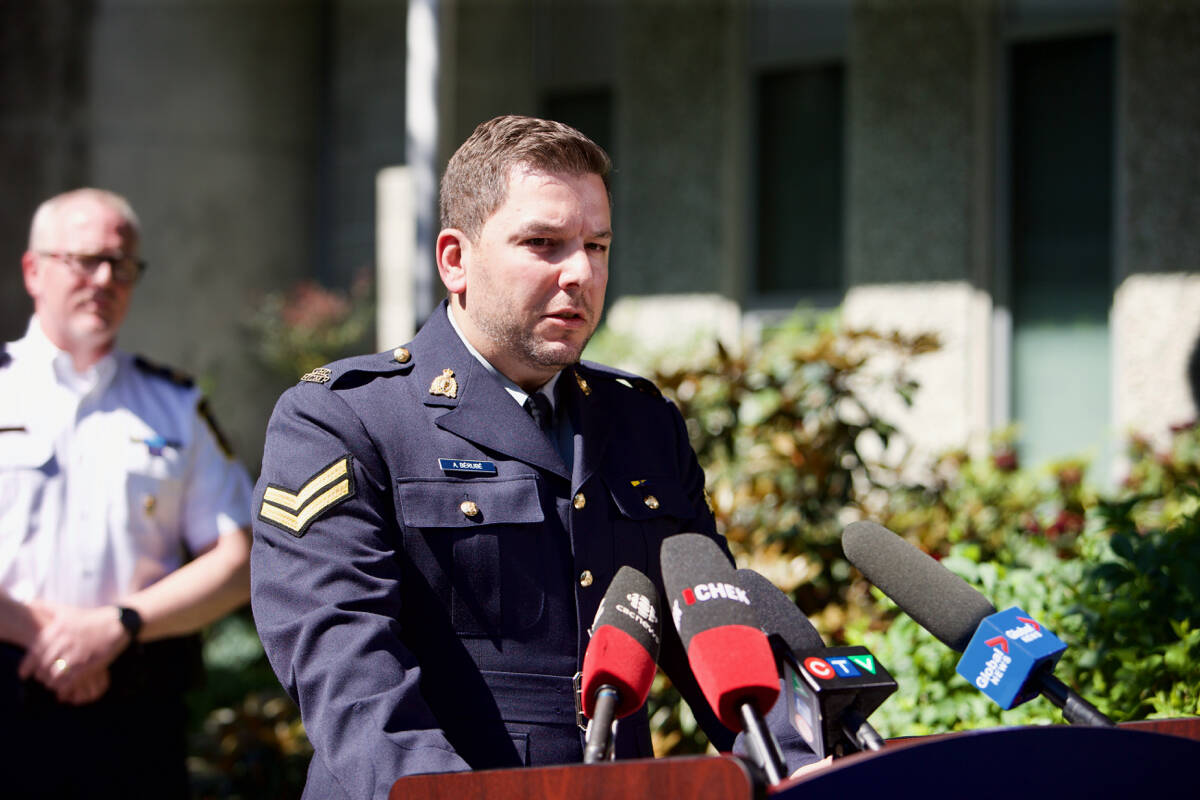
[575,372,591,396]
[429,368,458,399]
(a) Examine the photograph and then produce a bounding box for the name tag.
[438,458,498,475]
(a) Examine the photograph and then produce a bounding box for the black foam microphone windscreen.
[736,568,826,652]
[581,566,662,719]
[842,520,997,652]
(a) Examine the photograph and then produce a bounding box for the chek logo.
[681,582,751,606]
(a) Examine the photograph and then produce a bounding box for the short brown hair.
[439,115,611,240]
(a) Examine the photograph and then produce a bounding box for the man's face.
[23,197,138,360]
[455,166,611,389]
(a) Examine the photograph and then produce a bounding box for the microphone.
[580,566,662,763]
[737,568,894,758]
[842,520,1114,726]
[659,534,787,784]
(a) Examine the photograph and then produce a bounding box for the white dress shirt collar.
[444,304,561,412]
[19,316,119,398]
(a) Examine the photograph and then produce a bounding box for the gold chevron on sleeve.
[263,457,349,510]
[258,455,355,536]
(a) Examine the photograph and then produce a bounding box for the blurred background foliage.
[245,271,375,382]
[194,302,1199,793]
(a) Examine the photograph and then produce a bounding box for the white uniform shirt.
[0,318,252,607]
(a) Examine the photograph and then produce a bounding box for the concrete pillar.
[1114,0,1200,440]
[842,0,998,457]
[377,166,418,348]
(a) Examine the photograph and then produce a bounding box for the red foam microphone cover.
[686,625,780,731]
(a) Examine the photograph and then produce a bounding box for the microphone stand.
[583,686,620,763]
[1038,674,1115,727]
[738,703,787,785]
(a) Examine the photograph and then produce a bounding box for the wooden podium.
[390,718,1200,800]
[388,754,758,800]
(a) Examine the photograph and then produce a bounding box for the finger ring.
[52,658,70,675]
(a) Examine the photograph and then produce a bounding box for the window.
[754,64,845,298]
[1008,34,1114,467]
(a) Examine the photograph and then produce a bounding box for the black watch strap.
[117,606,143,642]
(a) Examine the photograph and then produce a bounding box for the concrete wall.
[1,0,408,472]
[83,1,323,472]
[0,1,95,342]
[614,0,741,300]
[325,0,409,287]
[440,0,537,160]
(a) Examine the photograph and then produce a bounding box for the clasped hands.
[18,602,132,705]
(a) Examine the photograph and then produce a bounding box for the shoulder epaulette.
[299,345,416,388]
[576,360,663,399]
[198,398,236,459]
[134,355,194,388]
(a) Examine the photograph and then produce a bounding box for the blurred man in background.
[0,188,253,797]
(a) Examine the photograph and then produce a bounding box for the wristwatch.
[117,606,143,642]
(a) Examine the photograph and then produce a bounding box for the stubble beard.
[472,303,596,373]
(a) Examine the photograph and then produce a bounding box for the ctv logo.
[803,654,878,680]
[680,582,750,606]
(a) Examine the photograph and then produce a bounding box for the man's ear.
[21,251,41,300]
[436,229,470,295]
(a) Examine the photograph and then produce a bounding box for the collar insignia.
[575,371,592,396]
[429,368,458,399]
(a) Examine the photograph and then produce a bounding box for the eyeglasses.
[36,251,146,285]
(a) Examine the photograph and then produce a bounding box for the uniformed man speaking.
[251,115,816,798]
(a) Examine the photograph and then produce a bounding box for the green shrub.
[588,310,1200,750]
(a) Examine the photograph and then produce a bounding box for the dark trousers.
[0,638,201,799]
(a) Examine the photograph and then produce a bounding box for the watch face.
[119,606,143,639]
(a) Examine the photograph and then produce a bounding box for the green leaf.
[1110,533,1137,563]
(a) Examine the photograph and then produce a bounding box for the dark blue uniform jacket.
[251,303,814,798]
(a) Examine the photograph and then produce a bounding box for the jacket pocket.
[602,474,696,575]
[124,435,187,565]
[397,474,546,637]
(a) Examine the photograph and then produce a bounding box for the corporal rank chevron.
[258,455,356,536]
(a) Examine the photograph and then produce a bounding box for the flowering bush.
[246,272,375,380]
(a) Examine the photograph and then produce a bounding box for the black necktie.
[523,392,553,432]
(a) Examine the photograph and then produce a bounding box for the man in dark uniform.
[251,115,815,798]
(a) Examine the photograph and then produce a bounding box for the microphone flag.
[956,607,1067,709]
